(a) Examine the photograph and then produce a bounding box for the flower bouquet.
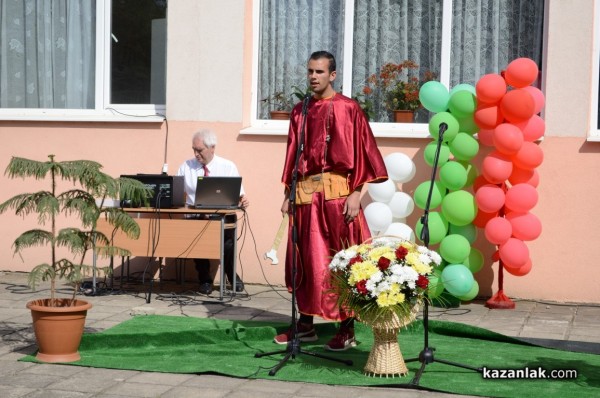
[328,236,442,376]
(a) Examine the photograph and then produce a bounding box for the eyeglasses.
[192,146,208,153]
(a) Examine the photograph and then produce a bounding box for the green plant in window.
[365,60,436,112]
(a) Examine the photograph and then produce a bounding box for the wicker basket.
[361,306,420,377]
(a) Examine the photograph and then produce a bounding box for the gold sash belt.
[295,171,350,204]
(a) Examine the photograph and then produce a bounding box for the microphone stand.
[255,96,353,376]
[404,122,482,386]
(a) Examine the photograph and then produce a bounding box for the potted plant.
[261,91,295,120]
[261,84,312,120]
[0,155,151,363]
[364,60,436,123]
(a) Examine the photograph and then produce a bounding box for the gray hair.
[192,129,217,148]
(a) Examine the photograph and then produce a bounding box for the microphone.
[438,122,448,140]
[302,96,310,115]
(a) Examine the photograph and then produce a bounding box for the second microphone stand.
[255,96,353,375]
[404,122,482,386]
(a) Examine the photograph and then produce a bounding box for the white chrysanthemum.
[429,250,442,265]
[328,248,358,271]
[369,270,383,283]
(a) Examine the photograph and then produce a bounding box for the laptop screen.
[194,176,242,209]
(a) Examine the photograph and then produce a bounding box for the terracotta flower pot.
[270,110,291,120]
[393,110,414,123]
[27,298,92,363]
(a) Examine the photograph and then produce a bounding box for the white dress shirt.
[177,155,245,205]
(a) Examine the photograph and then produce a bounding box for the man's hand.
[281,197,290,216]
[239,194,250,210]
[343,190,361,223]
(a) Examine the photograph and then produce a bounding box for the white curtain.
[258,0,544,123]
[0,0,96,109]
[258,0,345,119]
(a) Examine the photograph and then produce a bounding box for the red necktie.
[203,165,210,176]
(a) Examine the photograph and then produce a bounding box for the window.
[0,0,166,120]
[592,3,600,139]
[252,0,544,135]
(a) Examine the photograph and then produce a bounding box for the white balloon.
[385,222,415,242]
[384,152,416,183]
[367,179,396,202]
[363,202,393,234]
[387,191,414,218]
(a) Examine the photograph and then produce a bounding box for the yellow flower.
[406,252,432,274]
[376,290,406,307]
[348,261,378,285]
[368,246,395,262]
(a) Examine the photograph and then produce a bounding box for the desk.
[97,207,239,301]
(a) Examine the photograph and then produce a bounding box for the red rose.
[377,257,391,271]
[349,254,362,266]
[356,280,369,295]
[395,246,408,260]
[416,274,429,289]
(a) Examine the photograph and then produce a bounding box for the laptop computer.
[193,176,242,209]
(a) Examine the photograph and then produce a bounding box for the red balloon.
[522,86,545,114]
[484,216,512,245]
[514,115,545,142]
[475,184,506,213]
[472,209,499,228]
[473,174,499,191]
[504,58,539,88]
[512,142,544,170]
[508,165,540,187]
[493,123,524,155]
[476,73,507,104]
[477,128,495,147]
[482,151,513,184]
[474,104,504,130]
[505,183,538,212]
[500,89,535,123]
[504,259,532,276]
[499,238,529,269]
[506,212,542,241]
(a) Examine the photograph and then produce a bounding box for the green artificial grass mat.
[21,315,600,397]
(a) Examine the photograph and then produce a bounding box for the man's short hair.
[192,129,217,148]
[309,51,336,73]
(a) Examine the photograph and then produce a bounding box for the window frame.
[242,0,453,138]
[589,1,600,141]
[0,0,165,123]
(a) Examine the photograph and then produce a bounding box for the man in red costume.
[276,51,388,351]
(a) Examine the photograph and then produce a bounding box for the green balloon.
[457,115,479,134]
[457,280,480,301]
[441,190,477,226]
[440,234,471,264]
[459,161,478,187]
[450,83,476,96]
[419,81,450,113]
[439,161,467,191]
[414,180,446,209]
[448,90,477,119]
[465,247,484,273]
[429,112,459,143]
[449,223,478,244]
[424,141,451,167]
[427,272,445,299]
[449,132,479,161]
[415,211,448,245]
[441,264,474,297]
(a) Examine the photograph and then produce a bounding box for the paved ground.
[1,271,599,398]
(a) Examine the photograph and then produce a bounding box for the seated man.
[177,128,249,294]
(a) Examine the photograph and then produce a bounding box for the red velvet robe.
[281,93,388,321]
